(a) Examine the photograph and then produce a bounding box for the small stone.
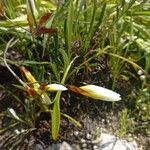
[82,143,87,148]
[34,144,44,150]
[108,122,112,126]
[86,133,92,140]
[98,133,138,150]
[74,131,79,136]
[24,139,29,144]
[80,138,86,143]
[101,128,106,132]
[107,119,110,123]
[46,144,60,150]
[60,142,72,150]
[92,137,101,144]
[71,144,80,150]
[93,145,98,150]
[101,119,105,123]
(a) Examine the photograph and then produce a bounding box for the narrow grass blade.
[51,56,78,140]
[89,0,97,34]
[65,0,74,55]
[59,49,70,72]
[93,3,107,36]
[26,0,38,31]
[106,52,150,80]
[0,122,18,135]
[50,62,61,82]
[7,108,24,123]
[62,113,82,128]
[120,108,128,137]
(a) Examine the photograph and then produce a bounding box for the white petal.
[8,108,21,121]
[15,129,20,135]
[46,84,68,91]
[80,85,121,101]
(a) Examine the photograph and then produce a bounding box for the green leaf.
[13,84,25,91]
[89,0,97,34]
[52,92,61,140]
[93,3,107,36]
[65,0,74,55]
[61,56,78,84]
[26,0,38,30]
[59,49,70,72]
[127,10,150,16]
[51,56,78,140]
[62,113,82,128]
[50,62,60,82]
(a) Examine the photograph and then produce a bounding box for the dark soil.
[0,52,149,150]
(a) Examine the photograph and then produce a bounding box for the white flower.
[137,70,143,75]
[43,84,68,91]
[140,75,146,81]
[7,108,21,121]
[14,129,20,135]
[15,129,26,135]
[69,85,121,102]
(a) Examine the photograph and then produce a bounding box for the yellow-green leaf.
[52,92,61,140]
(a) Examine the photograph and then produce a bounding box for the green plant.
[120,108,128,137]
[0,0,150,148]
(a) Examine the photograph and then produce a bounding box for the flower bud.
[68,85,121,102]
[41,84,68,91]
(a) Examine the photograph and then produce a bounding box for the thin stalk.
[3,38,28,88]
[27,0,38,29]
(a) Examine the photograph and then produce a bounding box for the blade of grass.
[120,108,128,137]
[105,52,150,80]
[89,0,97,34]
[65,0,74,56]
[93,3,107,36]
[50,62,61,82]
[0,122,19,135]
[59,49,70,72]
[83,0,87,32]
[27,0,38,31]
[62,113,82,128]
[3,38,27,88]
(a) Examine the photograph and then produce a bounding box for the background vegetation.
[0,0,150,149]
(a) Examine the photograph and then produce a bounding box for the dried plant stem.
[3,38,28,88]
